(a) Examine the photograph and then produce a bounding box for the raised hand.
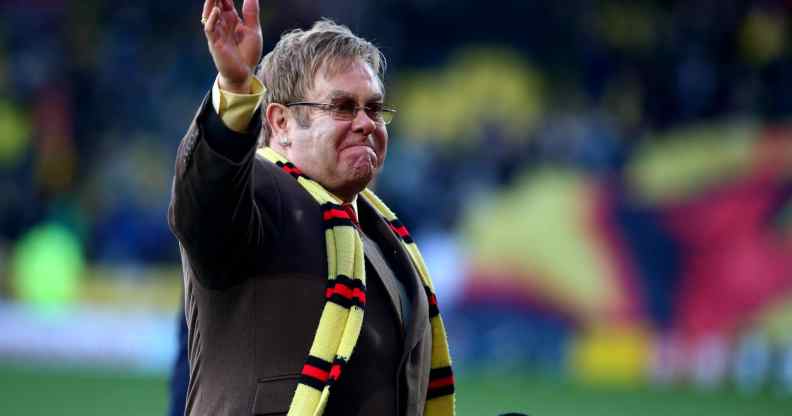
[202,0,262,93]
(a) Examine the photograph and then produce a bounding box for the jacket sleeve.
[168,91,279,289]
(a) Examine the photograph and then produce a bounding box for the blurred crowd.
[0,0,791,391]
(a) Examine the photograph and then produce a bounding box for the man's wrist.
[218,74,253,94]
[212,75,266,133]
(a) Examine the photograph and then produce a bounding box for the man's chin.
[330,167,375,199]
[347,169,374,191]
[346,154,378,182]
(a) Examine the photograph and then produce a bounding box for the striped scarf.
[258,147,455,416]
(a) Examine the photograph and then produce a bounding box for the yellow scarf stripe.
[335,234,365,364]
[330,226,357,277]
[431,318,453,368]
[307,302,349,360]
[324,229,337,285]
[258,148,454,416]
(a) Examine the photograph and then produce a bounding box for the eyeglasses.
[286,101,397,125]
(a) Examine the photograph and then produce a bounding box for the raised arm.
[169,0,275,289]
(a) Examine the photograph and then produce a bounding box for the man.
[168,0,454,415]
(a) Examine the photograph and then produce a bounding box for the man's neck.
[265,145,361,204]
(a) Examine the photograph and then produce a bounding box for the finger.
[220,0,235,12]
[225,0,243,25]
[220,12,234,40]
[201,0,215,20]
[217,9,233,40]
[204,6,221,35]
[241,0,260,28]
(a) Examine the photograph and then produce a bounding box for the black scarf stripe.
[305,355,333,371]
[429,366,453,379]
[326,275,367,309]
[321,203,357,229]
[423,286,440,318]
[298,355,350,391]
[387,219,414,244]
[323,218,356,229]
[299,355,333,391]
[426,385,455,400]
[299,374,327,391]
[330,274,365,290]
[326,294,366,309]
[275,161,308,179]
[427,366,455,399]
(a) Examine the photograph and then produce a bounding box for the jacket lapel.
[359,199,429,352]
[360,232,404,326]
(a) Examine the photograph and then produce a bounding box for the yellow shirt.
[212,76,266,133]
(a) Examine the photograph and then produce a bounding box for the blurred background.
[1,0,791,415]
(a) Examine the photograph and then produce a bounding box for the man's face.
[285,59,388,200]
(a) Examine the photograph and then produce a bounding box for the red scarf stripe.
[302,363,330,383]
[323,208,353,222]
[299,355,334,391]
[328,363,343,383]
[389,224,409,238]
[300,366,329,391]
[325,276,366,309]
[325,283,366,305]
[387,219,414,243]
[423,286,440,318]
[331,274,365,289]
[275,161,307,179]
[428,375,454,390]
[321,203,357,229]
[427,366,455,399]
[326,356,349,386]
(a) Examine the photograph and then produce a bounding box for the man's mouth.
[339,144,377,160]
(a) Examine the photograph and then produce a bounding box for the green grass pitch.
[0,364,790,415]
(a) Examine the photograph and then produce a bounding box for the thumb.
[242,0,260,27]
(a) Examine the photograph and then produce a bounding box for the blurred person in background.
[168,0,454,415]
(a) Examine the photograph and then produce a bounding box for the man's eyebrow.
[326,90,352,100]
[326,90,384,102]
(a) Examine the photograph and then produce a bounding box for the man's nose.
[351,108,377,135]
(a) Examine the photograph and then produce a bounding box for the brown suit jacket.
[169,95,432,416]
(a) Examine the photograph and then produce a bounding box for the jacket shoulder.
[252,154,319,210]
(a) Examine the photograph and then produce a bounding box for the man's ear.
[266,103,289,138]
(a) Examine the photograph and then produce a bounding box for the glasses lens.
[380,109,395,125]
[332,102,357,120]
[364,108,384,123]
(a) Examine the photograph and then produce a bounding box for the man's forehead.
[309,59,384,100]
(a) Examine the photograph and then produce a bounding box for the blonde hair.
[256,19,386,145]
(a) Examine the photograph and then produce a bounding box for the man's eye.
[334,102,357,114]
